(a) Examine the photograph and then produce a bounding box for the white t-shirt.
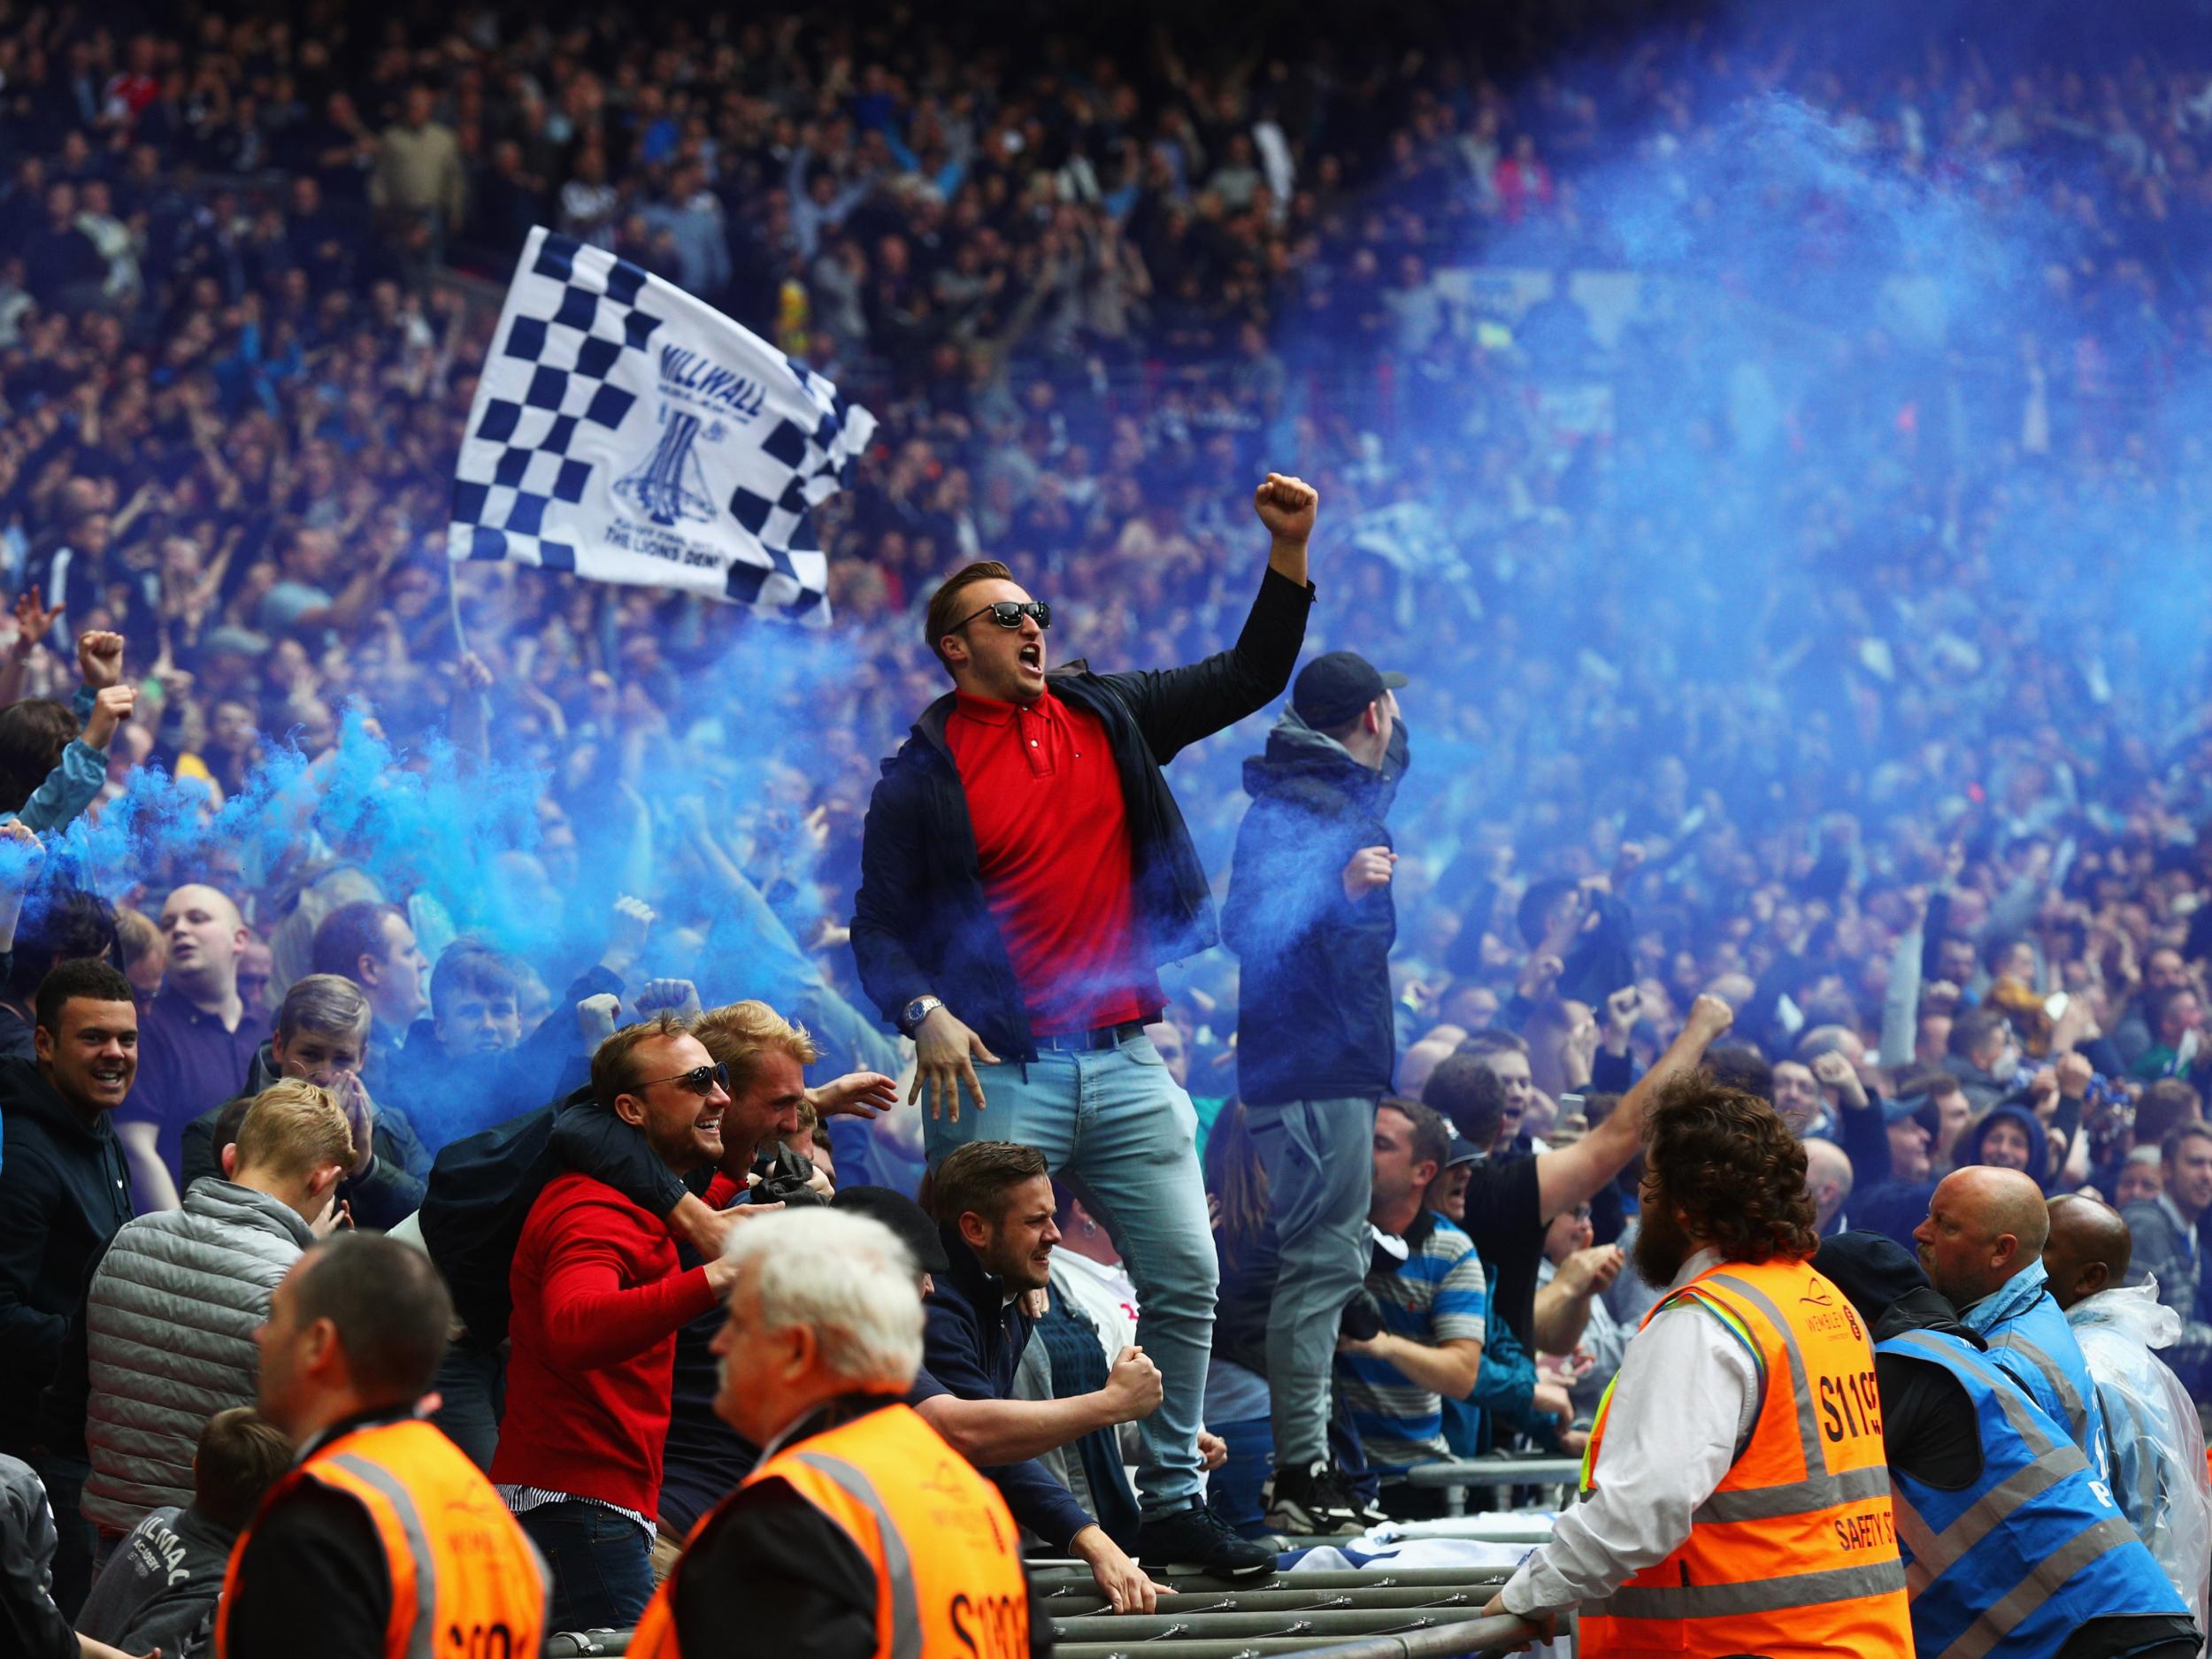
[1052,1249,1139,1363]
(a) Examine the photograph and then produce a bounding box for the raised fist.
[1253,472,1318,542]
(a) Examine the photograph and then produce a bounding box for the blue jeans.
[926,1031,1213,1515]
[518,1499,654,1633]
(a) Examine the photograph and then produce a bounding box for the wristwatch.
[901,995,945,1035]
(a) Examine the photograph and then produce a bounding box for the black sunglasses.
[635,1062,731,1097]
[953,600,1051,632]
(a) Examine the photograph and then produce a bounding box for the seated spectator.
[73,1407,292,1659]
[926,1141,1167,1609]
[1333,1098,1486,1508]
[118,883,259,1210]
[62,1079,349,1545]
[180,973,429,1229]
[488,1011,750,1632]
[308,901,429,1085]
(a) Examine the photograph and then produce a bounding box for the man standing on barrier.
[852,472,1317,1578]
[1485,1076,1914,1658]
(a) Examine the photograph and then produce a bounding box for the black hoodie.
[1222,706,1408,1104]
[0,1057,131,1453]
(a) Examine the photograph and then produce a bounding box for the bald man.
[2052,1194,2212,1626]
[1803,1137,1855,1236]
[1914,1167,2108,1479]
[114,883,259,1209]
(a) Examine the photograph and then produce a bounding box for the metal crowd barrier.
[546,1563,1542,1657]
[1396,1455,1582,1517]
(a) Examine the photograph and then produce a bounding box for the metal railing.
[544,1562,1549,1657]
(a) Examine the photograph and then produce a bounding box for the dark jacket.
[0,1058,132,1452]
[180,1041,433,1229]
[1868,1285,1988,1490]
[416,1084,703,1346]
[0,1451,75,1659]
[922,1223,1094,1550]
[852,569,1312,1060]
[1222,705,1406,1104]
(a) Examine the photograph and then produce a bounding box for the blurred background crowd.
[1,0,2212,1509]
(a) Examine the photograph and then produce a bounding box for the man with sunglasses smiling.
[489,1011,790,1632]
[853,471,1317,1577]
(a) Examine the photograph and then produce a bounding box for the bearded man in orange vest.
[632,1205,1042,1659]
[1484,1076,1914,1659]
[219,1233,548,1659]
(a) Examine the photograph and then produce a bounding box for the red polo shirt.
[944,687,1160,1034]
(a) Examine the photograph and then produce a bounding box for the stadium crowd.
[1,0,2211,1654]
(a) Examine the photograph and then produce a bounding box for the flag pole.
[449,558,471,658]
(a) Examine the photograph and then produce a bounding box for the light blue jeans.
[926,1031,1213,1516]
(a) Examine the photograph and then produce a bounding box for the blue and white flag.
[447,226,875,623]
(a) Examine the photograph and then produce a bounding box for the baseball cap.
[1813,1231,1928,1327]
[1444,1135,1482,1169]
[831,1186,951,1275]
[1292,650,1408,730]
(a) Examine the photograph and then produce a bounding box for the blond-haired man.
[65,1078,353,1541]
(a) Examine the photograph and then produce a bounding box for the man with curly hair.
[1486,1076,1915,1659]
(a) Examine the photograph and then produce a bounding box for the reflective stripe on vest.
[324,1453,439,1659]
[1878,1327,2185,1659]
[1578,1258,1913,1659]
[1998,1333,2092,1448]
[626,1403,1029,1659]
[1594,1560,1913,1621]
[791,1451,925,1659]
[216,1419,548,1659]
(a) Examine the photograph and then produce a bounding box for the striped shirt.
[1339,1211,1489,1470]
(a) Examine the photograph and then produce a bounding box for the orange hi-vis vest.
[631,1402,1030,1659]
[217,1417,548,1659]
[1578,1257,1914,1659]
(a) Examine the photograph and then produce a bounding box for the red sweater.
[488,1171,728,1516]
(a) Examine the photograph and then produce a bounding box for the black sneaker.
[1137,1503,1279,1578]
[1264,1460,1367,1537]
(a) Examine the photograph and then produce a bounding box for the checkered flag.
[447,226,875,622]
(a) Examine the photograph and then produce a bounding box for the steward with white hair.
[627,1208,1047,1659]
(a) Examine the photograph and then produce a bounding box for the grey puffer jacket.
[81,1179,313,1532]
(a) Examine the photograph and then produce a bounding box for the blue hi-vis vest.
[1878,1329,2185,1659]
[1979,1290,2109,1483]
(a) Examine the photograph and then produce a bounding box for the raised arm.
[1093,474,1317,763]
[1534,994,1734,1222]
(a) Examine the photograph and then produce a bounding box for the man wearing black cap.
[1219,647,1407,1534]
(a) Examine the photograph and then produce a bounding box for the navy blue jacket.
[852,569,1312,1061]
[923,1224,1094,1549]
[0,1058,132,1453]
[1223,707,1406,1104]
